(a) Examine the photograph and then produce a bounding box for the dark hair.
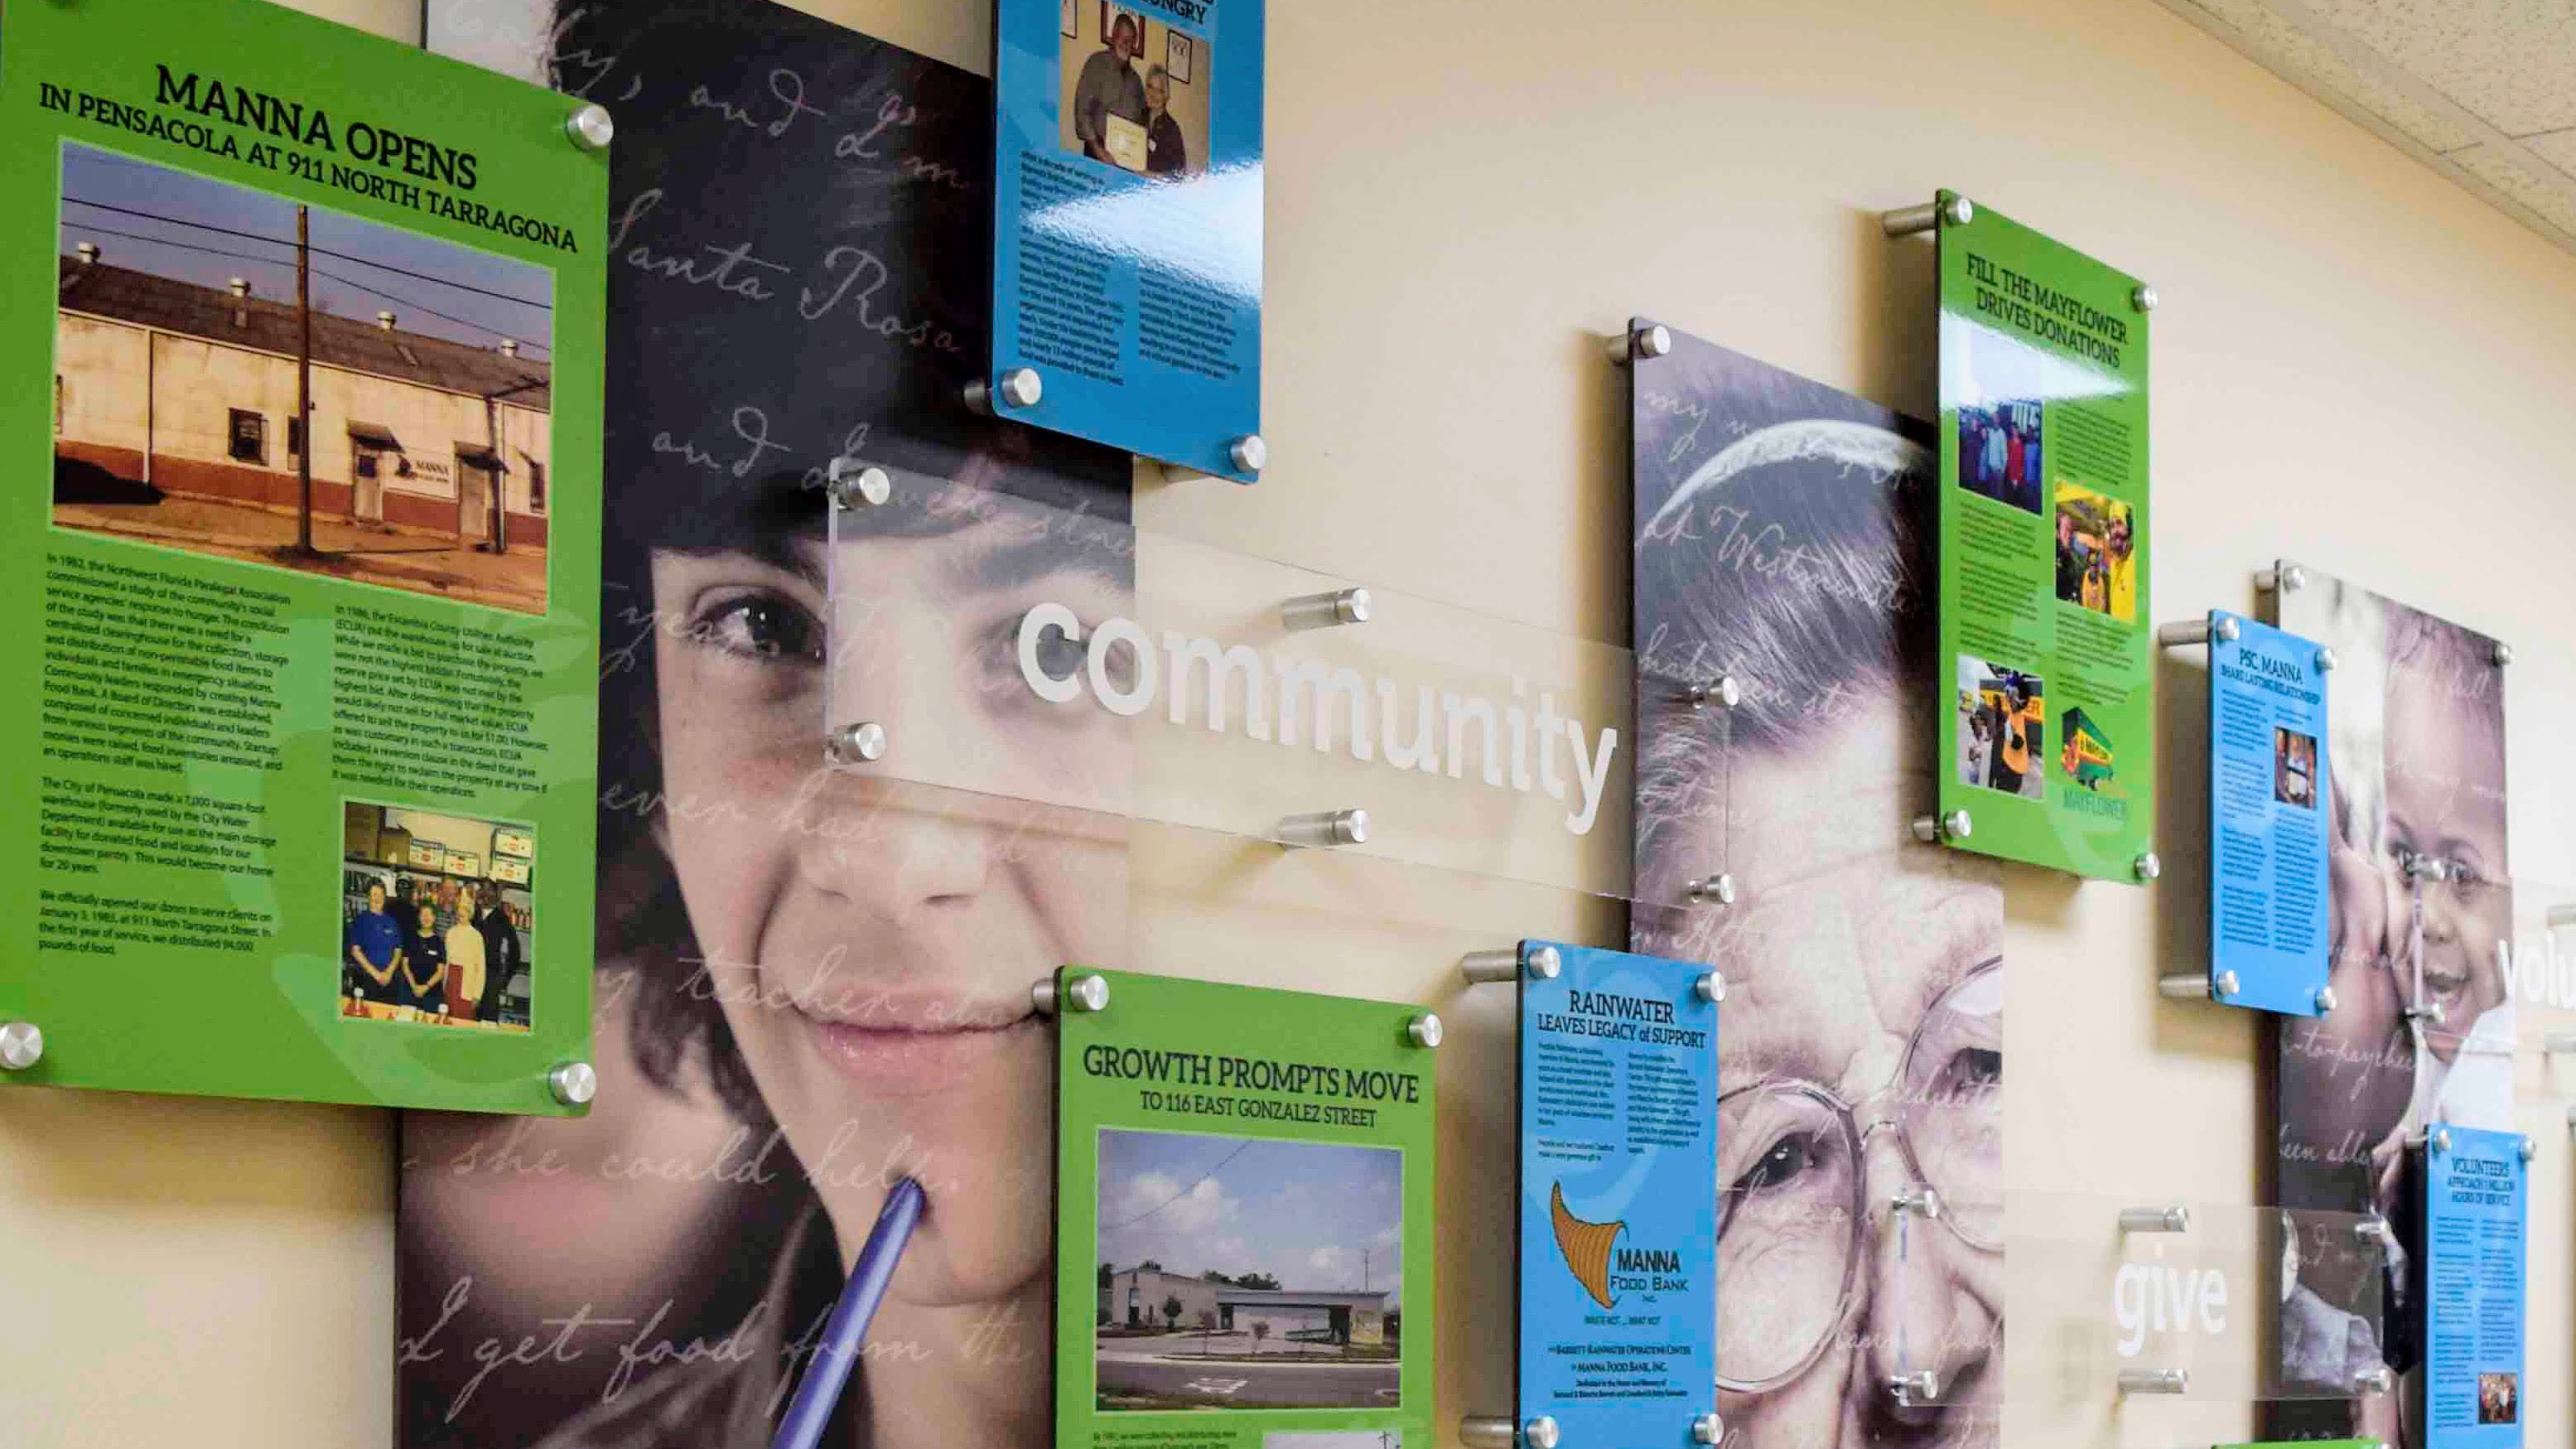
[562,0,1131,1120]
[1111,12,1141,46]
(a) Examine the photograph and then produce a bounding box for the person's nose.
[1850,1128,1997,1428]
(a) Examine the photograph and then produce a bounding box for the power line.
[60,218,549,357]
[62,196,553,312]
[1102,1140,1253,1230]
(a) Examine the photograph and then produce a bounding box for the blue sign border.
[1515,941,1718,1443]
[991,0,1265,479]
[2207,609,2332,1016]
[2422,1126,2526,1449]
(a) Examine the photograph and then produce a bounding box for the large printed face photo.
[398,3,1133,1447]
[2272,576,2511,1447]
[1632,345,2005,1449]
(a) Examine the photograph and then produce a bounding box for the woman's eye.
[693,593,822,663]
[1732,1132,1819,1197]
[1027,623,1085,682]
[1932,1046,2002,1099]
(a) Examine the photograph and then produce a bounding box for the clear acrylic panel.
[822,467,1725,910]
[2012,1193,2390,1407]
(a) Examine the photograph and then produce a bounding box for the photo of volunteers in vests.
[1954,395,2043,516]
[1956,656,2046,799]
[1060,1,1208,176]
[2052,481,2136,621]
[341,799,533,1029]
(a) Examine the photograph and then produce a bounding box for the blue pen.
[769,1176,927,1449]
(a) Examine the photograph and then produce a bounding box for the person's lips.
[794,995,1042,1097]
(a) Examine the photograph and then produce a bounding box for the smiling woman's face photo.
[649,481,1134,1307]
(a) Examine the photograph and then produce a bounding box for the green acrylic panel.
[1934,189,2154,882]
[1056,967,1437,1447]
[0,0,605,1113]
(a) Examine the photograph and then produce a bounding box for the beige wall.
[8,0,2576,1447]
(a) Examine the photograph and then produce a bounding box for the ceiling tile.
[2297,0,2576,136]
[2177,0,2482,151]
[2449,143,2576,234]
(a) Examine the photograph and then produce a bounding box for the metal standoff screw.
[828,721,888,764]
[1696,972,1726,1004]
[2131,283,2159,312]
[2258,563,2309,593]
[2315,646,2338,673]
[2492,640,2515,667]
[548,1060,598,1106]
[1281,587,1372,630]
[1457,1418,1517,1449]
[1911,809,1972,843]
[1691,1412,1725,1446]
[1608,322,1672,364]
[2217,616,2240,642]
[1686,874,1737,906]
[0,1022,43,1071]
[1879,196,1972,237]
[1522,1418,1562,1449]
[2156,616,2235,649]
[1228,434,1268,476]
[2118,1368,2188,1395]
[826,457,891,509]
[2157,973,2212,1000]
[2134,852,2162,882]
[1460,944,1559,985]
[996,367,1043,409]
[2429,1128,2452,1154]
[1405,1014,1445,1050]
[2352,1367,2393,1394]
[1277,809,1369,848]
[2352,1216,2395,1249]
[1892,1185,1942,1219]
[1684,674,1742,710]
[2215,970,2241,998]
[1064,973,1110,1013]
[565,103,615,151]
[1888,1369,1940,1407]
[2118,1205,2190,1234]
[2519,1135,2536,1162]
[1525,944,1561,980]
[2314,985,2338,1014]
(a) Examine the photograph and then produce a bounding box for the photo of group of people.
[2479,1371,2519,1424]
[1059,0,1208,176]
[2053,482,2136,621]
[1955,397,2043,514]
[2275,727,2318,809]
[341,801,533,1030]
[1956,656,2047,799]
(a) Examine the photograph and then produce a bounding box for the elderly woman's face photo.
[1653,695,2004,1449]
[649,488,1131,1307]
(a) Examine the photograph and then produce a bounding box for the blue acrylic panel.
[2207,610,2332,1015]
[1517,942,1717,1446]
[2423,1126,2526,1449]
[991,0,1264,480]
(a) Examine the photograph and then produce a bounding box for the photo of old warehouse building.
[51,141,554,614]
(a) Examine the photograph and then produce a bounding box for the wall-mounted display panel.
[0,0,605,1111]
[2266,562,2510,1445]
[1933,191,2154,881]
[402,0,1139,1440]
[1516,940,1716,1445]
[991,0,1264,479]
[2207,610,2332,1015]
[2421,1127,2526,1449]
[1626,326,2007,1445]
[1055,968,1435,1447]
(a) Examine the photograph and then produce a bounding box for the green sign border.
[1055,968,1438,1447]
[0,0,605,1112]
[1934,188,2155,882]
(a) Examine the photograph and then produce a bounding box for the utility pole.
[294,204,315,555]
[1361,1249,1368,1292]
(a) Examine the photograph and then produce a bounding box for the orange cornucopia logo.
[1551,1181,1626,1310]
